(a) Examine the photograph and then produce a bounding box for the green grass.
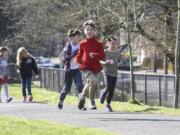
[9,84,180,115]
[0,116,115,135]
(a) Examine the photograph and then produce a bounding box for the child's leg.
[0,85,2,102]
[3,83,9,99]
[88,72,98,109]
[106,76,117,104]
[26,77,33,102]
[26,77,32,96]
[21,78,27,97]
[80,71,92,99]
[59,71,73,101]
[100,75,110,104]
[78,71,91,109]
[3,83,13,103]
[58,71,72,109]
[72,69,84,95]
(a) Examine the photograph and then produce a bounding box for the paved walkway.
[0,101,180,135]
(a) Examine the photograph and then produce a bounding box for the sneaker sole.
[90,107,97,110]
[7,98,13,103]
[81,107,87,111]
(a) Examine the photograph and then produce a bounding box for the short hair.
[83,20,96,29]
[68,29,81,38]
[0,46,9,52]
[106,35,118,42]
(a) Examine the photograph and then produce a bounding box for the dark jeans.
[21,77,32,97]
[60,69,83,101]
[103,74,117,104]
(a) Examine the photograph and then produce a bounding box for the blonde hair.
[16,47,31,67]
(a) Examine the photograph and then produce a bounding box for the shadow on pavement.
[93,117,180,122]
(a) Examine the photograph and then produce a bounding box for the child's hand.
[16,69,20,73]
[106,60,114,64]
[89,52,96,58]
[0,75,4,79]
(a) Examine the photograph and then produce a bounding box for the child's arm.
[100,60,106,65]
[100,60,113,65]
[91,43,105,61]
[75,44,83,64]
[62,46,71,60]
[32,58,38,75]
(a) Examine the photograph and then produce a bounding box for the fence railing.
[39,67,180,107]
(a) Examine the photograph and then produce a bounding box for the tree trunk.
[173,0,180,108]
[152,47,157,73]
[164,9,169,101]
[164,54,168,101]
[124,1,135,100]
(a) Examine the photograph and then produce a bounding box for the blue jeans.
[60,69,83,101]
[21,77,32,97]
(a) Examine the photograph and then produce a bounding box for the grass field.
[0,116,115,135]
[9,84,180,115]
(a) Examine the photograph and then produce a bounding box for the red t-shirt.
[76,38,105,74]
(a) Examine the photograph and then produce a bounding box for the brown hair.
[106,35,118,42]
[68,29,81,38]
[83,20,96,29]
[0,46,9,52]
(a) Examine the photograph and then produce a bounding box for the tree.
[123,0,135,100]
[174,0,180,108]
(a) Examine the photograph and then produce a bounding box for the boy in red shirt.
[76,20,105,110]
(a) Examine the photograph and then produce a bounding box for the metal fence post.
[159,76,162,106]
[57,69,60,92]
[44,68,46,89]
[145,75,147,105]
[121,73,124,101]
[40,68,42,88]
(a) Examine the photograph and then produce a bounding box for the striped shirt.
[0,57,10,76]
[103,49,121,77]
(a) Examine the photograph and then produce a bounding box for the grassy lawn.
[9,84,180,115]
[0,116,115,135]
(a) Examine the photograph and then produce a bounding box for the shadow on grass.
[134,107,160,113]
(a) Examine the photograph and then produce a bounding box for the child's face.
[22,50,28,58]
[1,51,8,58]
[107,40,118,50]
[84,25,95,39]
[71,35,81,44]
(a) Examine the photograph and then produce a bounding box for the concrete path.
[0,101,180,135]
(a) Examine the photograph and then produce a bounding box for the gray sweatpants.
[0,83,9,100]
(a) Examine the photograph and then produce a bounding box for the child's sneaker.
[89,105,97,110]
[28,95,33,102]
[58,100,63,109]
[23,96,26,103]
[99,90,106,104]
[106,104,113,112]
[78,98,85,110]
[89,100,97,110]
[81,107,87,111]
[6,97,13,103]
